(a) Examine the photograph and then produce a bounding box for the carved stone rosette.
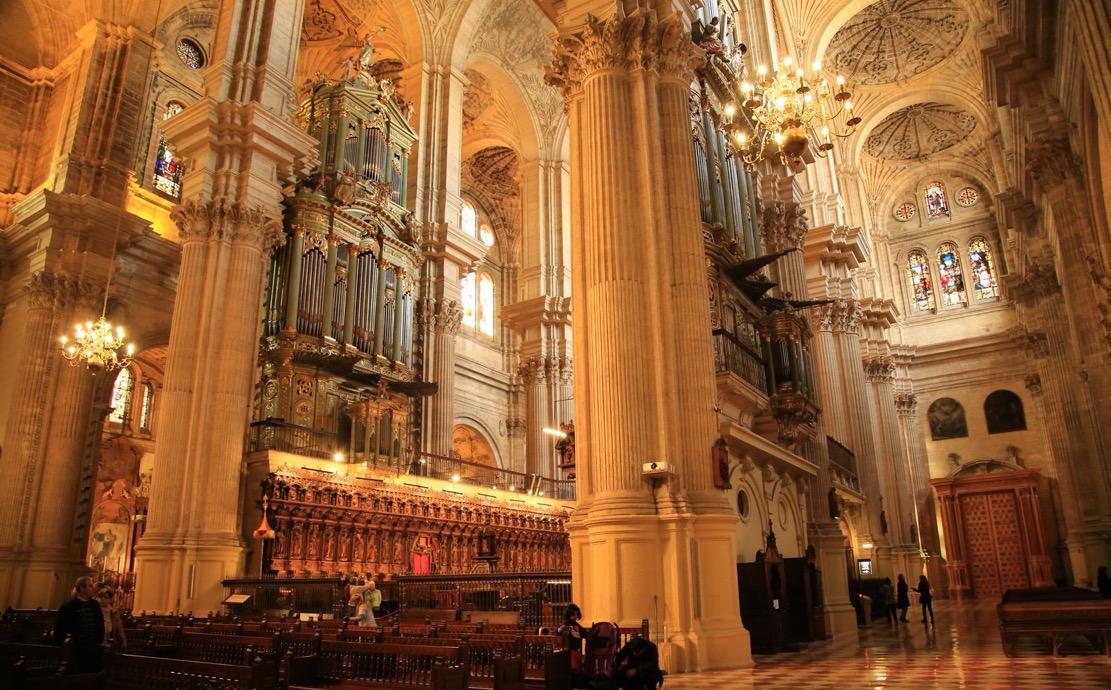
[546,5,701,103]
[171,196,285,251]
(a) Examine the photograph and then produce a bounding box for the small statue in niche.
[828,487,840,520]
[765,520,778,552]
[712,438,731,489]
[880,510,889,536]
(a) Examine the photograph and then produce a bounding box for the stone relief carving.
[827,0,969,85]
[864,103,977,160]
[1025,138,1081,189]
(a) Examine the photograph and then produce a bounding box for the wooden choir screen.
[262,470,571,578]
[931,469,1054,599]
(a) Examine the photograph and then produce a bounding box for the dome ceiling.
[864,102,977,160]
[826,0,969,86]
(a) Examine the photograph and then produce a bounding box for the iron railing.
[713,328,769,394]
[395,572,572,629]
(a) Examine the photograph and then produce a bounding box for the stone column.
[549,4,749,670]
[132,0,317,613]
[518,358,548,476]
[893,392,945,587]
[0,273,99,606]
[1027,139,1111,577]
[21,281,102,606]
[419,299,463,457]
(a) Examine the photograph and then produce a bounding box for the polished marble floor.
[663,600,1111,689]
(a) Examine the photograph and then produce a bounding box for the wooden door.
[959,491,1029,597]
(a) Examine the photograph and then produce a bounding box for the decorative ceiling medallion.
[956,187,979,207]
[864,102,977,160]
[827,0,969,86]
[894,202,917,221]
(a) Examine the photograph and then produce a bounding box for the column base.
[133,536,246,615]
[0,547,88,608]
[807,522,856,635]
[569,496,752,672]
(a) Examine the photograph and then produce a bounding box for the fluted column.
[549,3,748,671]
[894,392,944,587]
[518,358,547,476]
[420,299,463,457]
[864,355,915,573]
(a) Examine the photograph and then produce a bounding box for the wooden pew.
[0,639,72,689]
[105,652,273,690]
[998,587,1111,656]
[276,632,321,687]
[176,631,280,665]
[308,639,468,689]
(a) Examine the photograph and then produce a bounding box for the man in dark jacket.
[54,576,105,673]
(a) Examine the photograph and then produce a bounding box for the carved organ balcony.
[756,310,820,447]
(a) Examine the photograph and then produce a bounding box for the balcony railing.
[713,328,769,395]
[247,420,576,502]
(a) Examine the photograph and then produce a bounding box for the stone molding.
[171,196,284,250]
[546,5,700,101]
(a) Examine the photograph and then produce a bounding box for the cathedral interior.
[2,0,1111,679]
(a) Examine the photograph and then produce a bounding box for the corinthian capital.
[438,300,463,336]
[25,272,104,312]
[171,196,284,251]
[1025,139,1082,191]
[863,355,895,383]
[893,392,917,416]
[546,5,699,101]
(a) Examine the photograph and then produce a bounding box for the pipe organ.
[257,72,428,461]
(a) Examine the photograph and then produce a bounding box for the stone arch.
[452,420,501,469]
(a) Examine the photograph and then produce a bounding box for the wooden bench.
[308,639,469,689]
[106,652,274,690]
[177,631,281,666]
[998,587,1111,656]
[401,608,460,623]
[0,639,71,689]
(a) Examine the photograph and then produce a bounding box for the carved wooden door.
[959,491,1029,598]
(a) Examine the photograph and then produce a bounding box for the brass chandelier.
[722,55,861,168]
[60,214,134,372]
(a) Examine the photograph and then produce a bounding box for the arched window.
[108,369,134,424]
[459,271,496,337]
[460,272,476,329]
[153,101,185,199]
[936,242,967,307]
[140,383,154,431]
[968,237,998,300]
[461,201,477,237]
[927,397,968,440]
[984,390,1026,434]
[477,272,494,335]
[907,250,935,313]
[925,181,950,218]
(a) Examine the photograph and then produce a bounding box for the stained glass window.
[957,187,979,207]
[968,237,998,300]
[936,242,967,307]
[460,272,476,329]
[176,39,204,69]
[925,181,950,218]
[894,202,916,222]
[907,250,935,313]
[461,202,477,237]
[153,101,184,199]
[140,383,154,431]
[108,368,134,424]
[478,273,494,335]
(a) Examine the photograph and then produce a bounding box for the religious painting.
[907,250,935,312]
[968,237,998,300]
[984,390,1027,434]
[928,397,969,440]
[88,522,129,572]
[936,242,967,307]
[925,181,950,218]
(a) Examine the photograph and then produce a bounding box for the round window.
[956,187,979,207]
[176,39,205,69]
[893,202,916,222]
[736,489,750,519]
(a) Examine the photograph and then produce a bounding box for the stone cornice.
[500,295,573,334]
[803,223,870,270]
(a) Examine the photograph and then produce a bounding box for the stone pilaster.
[893,391,945,588]
[419,298,463,457]
[549,3,749,670]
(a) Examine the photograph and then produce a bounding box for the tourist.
[343,576,357,617]
[557,603,586,674]
[878,577,896,624]
[365,580,383,615]
[54,577,105,673]
[1098,565,1111,595]
[347,592,376,628]
[914,575,935,624]
[896,574,911,623]
[97,588,127,652]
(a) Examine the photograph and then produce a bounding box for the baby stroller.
[575,621,620,688]
[610,636,664,690]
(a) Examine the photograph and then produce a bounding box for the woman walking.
[913,575,935,625]
[896,574,911,623]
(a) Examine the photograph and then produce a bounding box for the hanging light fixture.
[721,54,861,168]
[60,212,134,371]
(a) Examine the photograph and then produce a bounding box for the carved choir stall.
[251,470,571,579]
